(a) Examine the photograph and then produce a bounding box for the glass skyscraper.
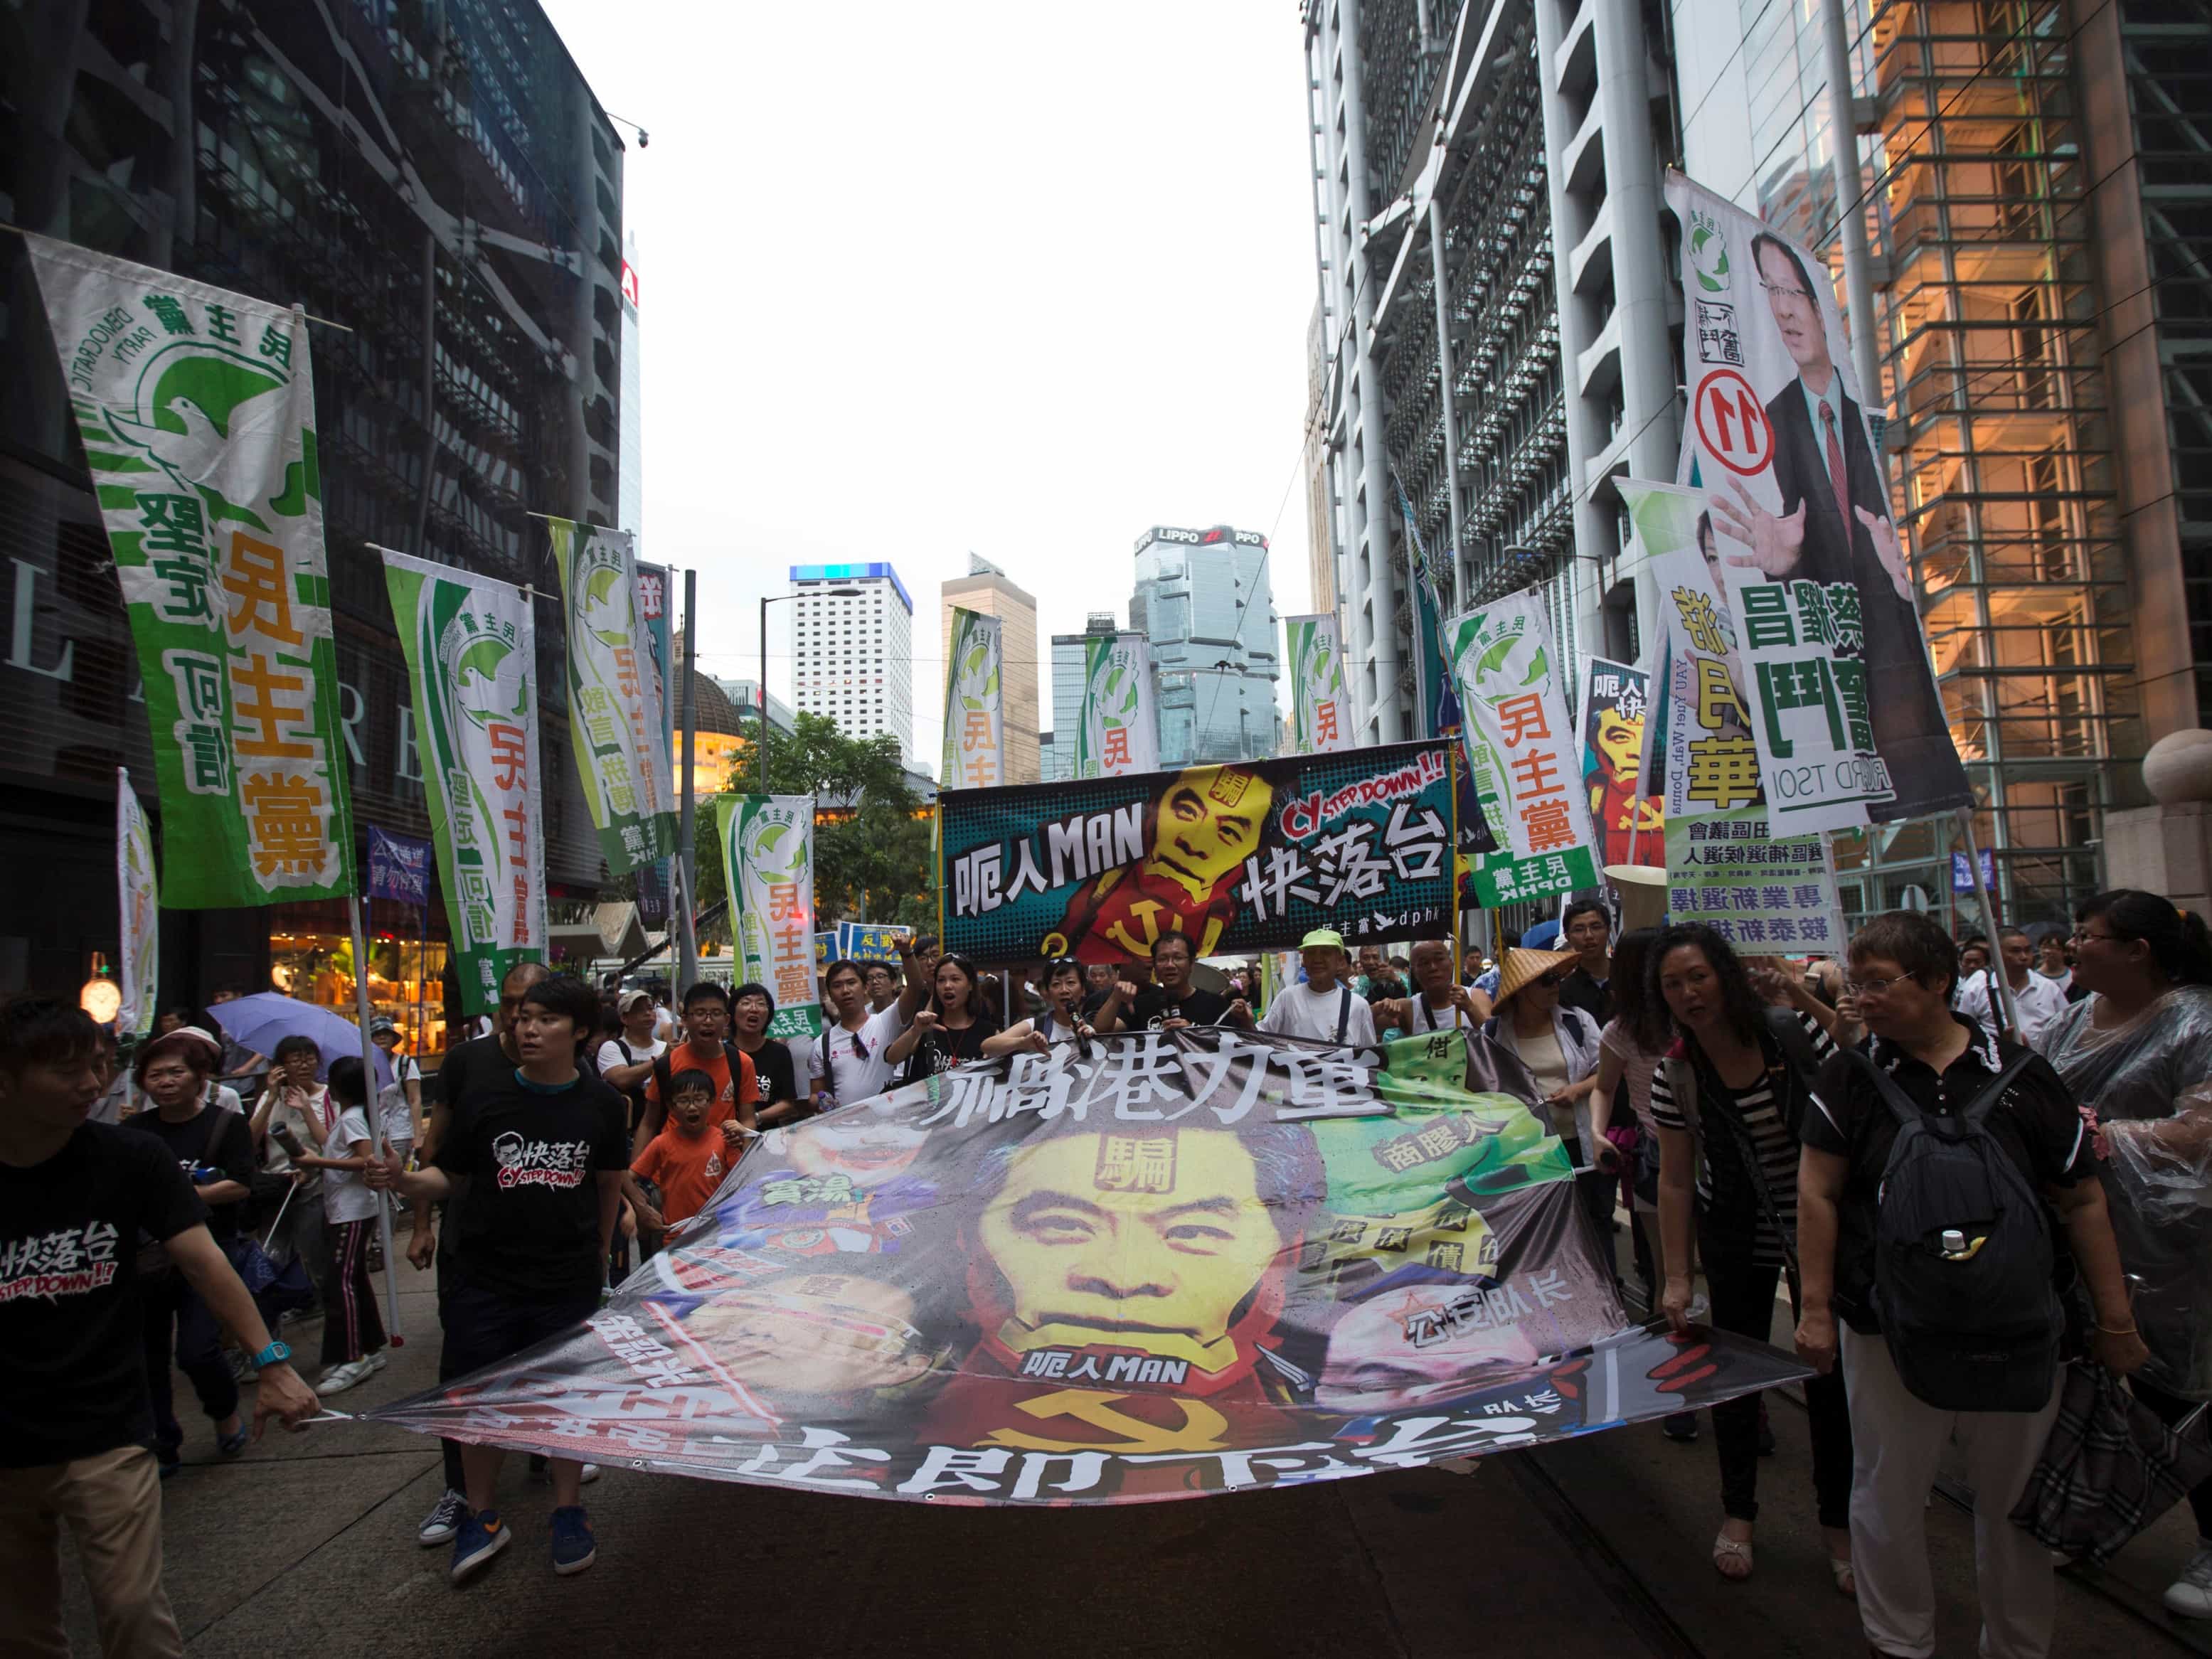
[1127,525,1280,767]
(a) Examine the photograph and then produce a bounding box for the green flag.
[117,769,159,1040]
[26,235,353,905]
[716,794,823,1042]
[379,548,546,1017]
[942,608,1004,790]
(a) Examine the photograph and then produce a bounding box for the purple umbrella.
[210,993,393,1092]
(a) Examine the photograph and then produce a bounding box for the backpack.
[1849,1046,2060,1412]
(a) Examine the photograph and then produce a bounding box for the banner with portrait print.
[942,609,1004,791]
[1578,656,1661,870]
[363,1026,1808,1504]
[379,549,546,1018]
[937,742,1474,964]
[1442,592,1599,907]
[27,236,353,907]
[1665,172,1968,828]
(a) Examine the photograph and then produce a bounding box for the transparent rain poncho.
[2039,986,2212,1400]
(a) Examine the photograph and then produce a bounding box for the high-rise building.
[940,554,1041,784]
[1129,526,1281,766]
[1304,304,1339,615]
[1050,612,1123,773]
[2,1,624,1016]
[1039,730,1063,782]
[789,563,914,763]
[618,235,644,538]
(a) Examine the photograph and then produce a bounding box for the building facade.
[619,234,643,538]
[940,554,1041,784]
[1129,524,1281,766]
[3,1,624,1033]
[789,562,914,763]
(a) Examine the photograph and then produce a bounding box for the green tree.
[688,713,937,936]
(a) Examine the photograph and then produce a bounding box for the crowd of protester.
[6,893,2211,1655]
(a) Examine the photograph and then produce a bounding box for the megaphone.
[1606,863,1669,934]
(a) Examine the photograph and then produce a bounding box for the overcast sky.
[539,1,1321,772]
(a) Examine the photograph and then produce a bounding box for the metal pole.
[758,592,770,790]
[1450,740,1462,986]
[346,890,403,1340]
[1958,808,2019,1037]
[1819,0,1883,406]
[677,570,699,992]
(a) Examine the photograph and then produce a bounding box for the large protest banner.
[366,1027,1807,1503]
[1075,632,1160,778]
[27,236,353,906]
[1579,656,1661,869]
[380,550,546,1016]
[1285,614,1352,754]
[116,770,158,1040]
[718,794,824,1042]
[940,743,1466,962]
[1666,173,1968,827]
[548,518,677,875]
[1443,594,1598,907]
[1618,481,1766,820]
[941,609,1004,791]
[1665,806,1844,956]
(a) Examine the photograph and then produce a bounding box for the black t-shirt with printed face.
[434,1068,630,1300]
[123,1104,257,1242]
[900,1018,999,1084]
[1146,986,1231,1027]
[2,1124,207,1467]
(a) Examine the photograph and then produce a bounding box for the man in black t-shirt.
[1144,932,1253,1030]
[730,981,804,1126]
[371,976,627,1587]
[1,998,316,1655]
[1794,912,2143,1659]
[1558,897,1614,1027]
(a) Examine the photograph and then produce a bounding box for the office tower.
[940,554,1042,784]
[2,0,622,1006]
[1129,526,1280,766]
[789,564,915,763]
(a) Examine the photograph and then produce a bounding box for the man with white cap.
[1257,929,1378,1045]
[596,988,666,1138]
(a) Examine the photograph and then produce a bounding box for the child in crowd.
[286,1056,408,1393]
[623,1069,743,1247]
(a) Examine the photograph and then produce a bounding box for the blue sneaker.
[449,1508,510,1585]
[549,1505,596,1577]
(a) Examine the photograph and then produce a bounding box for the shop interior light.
[81,977,121,1023]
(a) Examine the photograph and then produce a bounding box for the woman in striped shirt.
[1649,922,1854,1594]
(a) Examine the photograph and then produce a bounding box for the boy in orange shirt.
[623,1071,748,1243]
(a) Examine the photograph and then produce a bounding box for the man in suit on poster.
[1707,233,1964,821]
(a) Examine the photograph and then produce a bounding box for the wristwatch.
[253,1340,293,1369]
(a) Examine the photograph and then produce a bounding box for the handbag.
[2011,1361,2212,1565]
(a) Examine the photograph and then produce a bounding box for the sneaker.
[418,1488,467,1547]
[450,1509,511,1584]
[364,1350,389,1377]
[2164,1541,2212,1618]
[579,1463,600,1485]
[549,1505,597,1576]
[1662,1412,1700,1444]
[317,1360,371,1396]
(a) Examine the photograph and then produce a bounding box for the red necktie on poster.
[1821,401,1851,545]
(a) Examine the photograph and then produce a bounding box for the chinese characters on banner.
[1578,656,1661,868]
[1666,172,1967,826]
[1076,632,1160,778]
[26,237,353,907]
[838,922,913,964]
[548,518,678,875]
[1616,481,1765,821]
[378,549,546,1017]
[116,770,158,1040]
[1285,613,1352,754]
[363,1027,1807,1503]
[718,795,824,1042]
[365,826,434,907]
[941,609,1004,790]
[1442,594,1599,907]
[1664,807,1845,956]
[940,743,1466,962]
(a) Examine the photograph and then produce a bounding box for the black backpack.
[1851,1047,2061,1412]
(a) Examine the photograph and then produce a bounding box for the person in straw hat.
[1482,944,1610,1249]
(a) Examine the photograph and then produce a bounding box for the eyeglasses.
[1843,971,1916,997]
[1533,971,1573,989]
[2070,929,2120,945]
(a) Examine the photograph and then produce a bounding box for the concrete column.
[1595,0,1679,484]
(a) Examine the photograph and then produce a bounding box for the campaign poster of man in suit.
[1673,176,1969,825]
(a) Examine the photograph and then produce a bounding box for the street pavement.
[60,1252,2212,1658]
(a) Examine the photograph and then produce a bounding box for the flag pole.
[346,888,403,1341]
[1449,740,1462,986]
[676,569,700,993]
[1957,807,2018,1037]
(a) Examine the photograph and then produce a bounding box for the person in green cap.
[1257,929,1376,1045]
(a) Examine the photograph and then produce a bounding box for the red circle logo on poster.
[1693,368,1773,477]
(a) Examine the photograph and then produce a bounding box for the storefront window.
[268,900,453,1060]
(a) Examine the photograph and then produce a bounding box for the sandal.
[1713,1529,1754,1581]
[1830,1554,1856,1598]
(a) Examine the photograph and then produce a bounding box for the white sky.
[538,1,1321,772]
